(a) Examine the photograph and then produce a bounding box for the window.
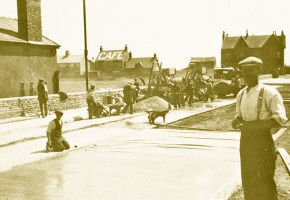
[276,51,281,59]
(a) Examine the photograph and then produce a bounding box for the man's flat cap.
[55,110,64,115]
[239,57,263,67]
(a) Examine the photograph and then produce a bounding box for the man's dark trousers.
[240,128,277,200]
[39,99,48,117]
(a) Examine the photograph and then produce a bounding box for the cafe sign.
[97,51,123,60]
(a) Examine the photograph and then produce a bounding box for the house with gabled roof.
[0,0,60,97]
[95,44,130,74]
[125,52,158,75]
[94,44,159,76]
[221,30,286,73]
[57,50,94,78]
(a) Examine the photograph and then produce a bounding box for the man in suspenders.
[232,57,287,200]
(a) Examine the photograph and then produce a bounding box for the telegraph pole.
[83,0,89,91]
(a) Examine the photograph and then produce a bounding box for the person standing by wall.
[86,84,95,119]
[46,110,70,152]
[52,70,60,94]
[232,56,287,200]
[37,79,48,118]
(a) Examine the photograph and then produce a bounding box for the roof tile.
[0,16,59,47]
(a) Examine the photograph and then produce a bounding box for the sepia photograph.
[0,0,289,199]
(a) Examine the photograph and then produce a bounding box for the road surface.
[0,116,241,200]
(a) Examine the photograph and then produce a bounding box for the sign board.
[97,51,123,60]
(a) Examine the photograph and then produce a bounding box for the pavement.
[0,99,236,148]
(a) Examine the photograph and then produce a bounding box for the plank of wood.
[277,148,290,173]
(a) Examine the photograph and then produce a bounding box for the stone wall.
[0,89,122,118]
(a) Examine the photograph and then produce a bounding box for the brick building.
[0,0,60,98]
[125,52,159,75]
[221,30,286,73]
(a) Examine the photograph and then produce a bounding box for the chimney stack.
[17,0,42,42]
[281,30,286,48]
[129,51,132,60]
[222,31,225,40]
[245,30,249,38]
[100,45,103,52]
[65,50,70,57]
[124,44,128,51]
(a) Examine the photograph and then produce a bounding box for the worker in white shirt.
[232,57,287,200]
[46,110,70,152]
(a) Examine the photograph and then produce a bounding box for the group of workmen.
[43,56,288,200]
[86,78,141,118]
[170,76,214,109]
[45,78,140,152]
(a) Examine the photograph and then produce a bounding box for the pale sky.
[1,0,290,69]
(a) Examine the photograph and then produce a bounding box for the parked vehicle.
[213,67,244,98]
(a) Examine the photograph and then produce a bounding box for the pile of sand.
[133,96,170,112]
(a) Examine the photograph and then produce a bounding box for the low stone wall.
[0,89,122,117]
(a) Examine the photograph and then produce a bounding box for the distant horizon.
[1,0,290,69]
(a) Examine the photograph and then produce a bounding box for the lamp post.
[83,0,89,91]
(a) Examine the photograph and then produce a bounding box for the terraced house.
[57,50,96,78]
[221,30,286,73]
[0,0,60,98]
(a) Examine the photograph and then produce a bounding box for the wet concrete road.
[0,118,241,200]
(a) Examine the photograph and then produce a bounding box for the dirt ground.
[169,102,290,200]
[59,77,148,93]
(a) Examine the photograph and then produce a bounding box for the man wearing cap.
[232,56,287,200]
[37,79,48,118]
[46,110,70,152]
[86,84,95,119]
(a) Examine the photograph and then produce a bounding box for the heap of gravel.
[133,96,170,113]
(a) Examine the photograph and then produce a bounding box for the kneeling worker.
[46,110,70,152]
